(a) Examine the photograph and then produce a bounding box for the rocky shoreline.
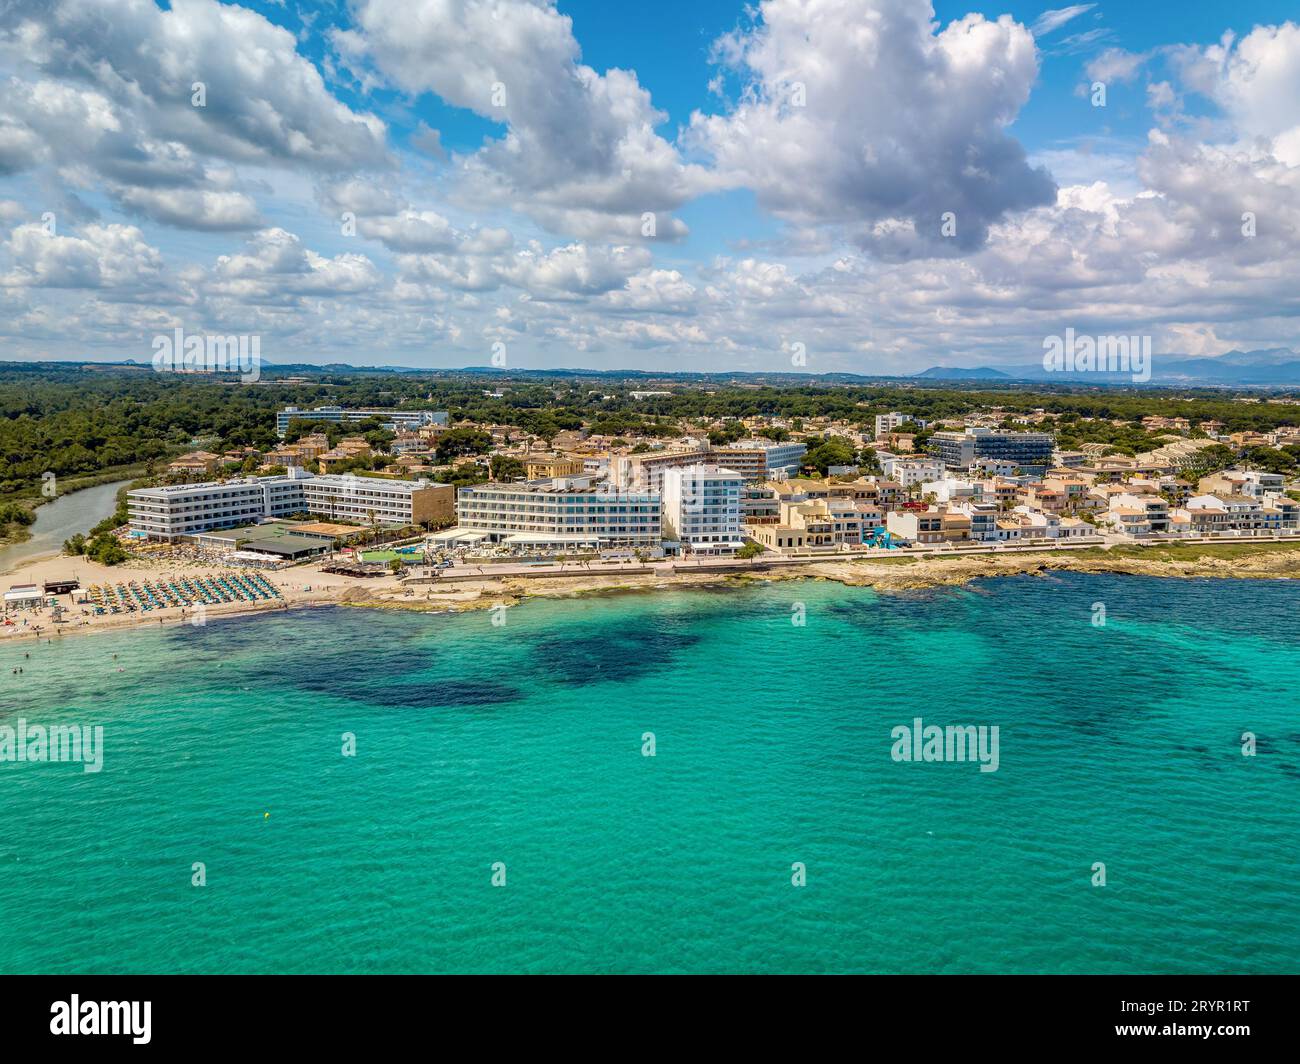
[336,544,1300,614]
[5,543,1299,647]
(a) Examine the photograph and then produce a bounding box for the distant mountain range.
[9,348,1298,390]
[916,348,1300,387]
[916,366,1012,380]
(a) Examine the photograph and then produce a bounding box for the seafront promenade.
[408,530,1300,585]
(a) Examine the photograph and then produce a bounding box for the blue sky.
[1,1,1298,374]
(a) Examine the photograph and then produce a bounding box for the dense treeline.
[3,363,1300,502]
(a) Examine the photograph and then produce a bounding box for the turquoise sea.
[1,573,1298,973]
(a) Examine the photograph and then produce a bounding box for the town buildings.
[612,440,805,491]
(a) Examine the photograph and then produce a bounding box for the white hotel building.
[276,405,449,437]
[880,455,947,488]
[453,477,663,551]
[661,464,745,555]
[128,468,443,541]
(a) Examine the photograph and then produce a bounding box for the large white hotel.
[128,468,450,541]
[661,465,745,554]
[453,477,663,551]
[447,467,746,555]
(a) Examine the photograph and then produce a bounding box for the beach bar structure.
[4,584,42,610]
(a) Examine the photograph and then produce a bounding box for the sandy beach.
[6,538,1300,645]
[0,549,388,644]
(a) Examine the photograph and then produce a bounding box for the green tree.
[490,454,526,481]
[802,435,856,475]
[435,427,493,463]
[85,533,127,565]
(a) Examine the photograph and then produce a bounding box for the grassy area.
[359,550,402,562]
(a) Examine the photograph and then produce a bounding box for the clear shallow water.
[1,573,1297,974]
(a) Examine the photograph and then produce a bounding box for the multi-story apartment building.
[390,432,431,455]
[708,440,808,481]
[128,469,452,541]
[1099,493,1170,536]
[611,448,712,492]
[1040,475,1091,509]
[276,405,449,437]
[885,506,973,544]
[454,477,663,550]
[1018,484,1069,514]
[1051,450,1088,469]
[931,428,1055,474]
[740,485,780,523]
[661,465,745,555]
[953,500,999,541]
[1198,470,1286,499]
[1180,494,1285,534]
[874,412,928,437]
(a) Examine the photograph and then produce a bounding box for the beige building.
[750,498,880,553]
[168,450,222,476]
[318,437,373,473]
[525,454,586,480]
